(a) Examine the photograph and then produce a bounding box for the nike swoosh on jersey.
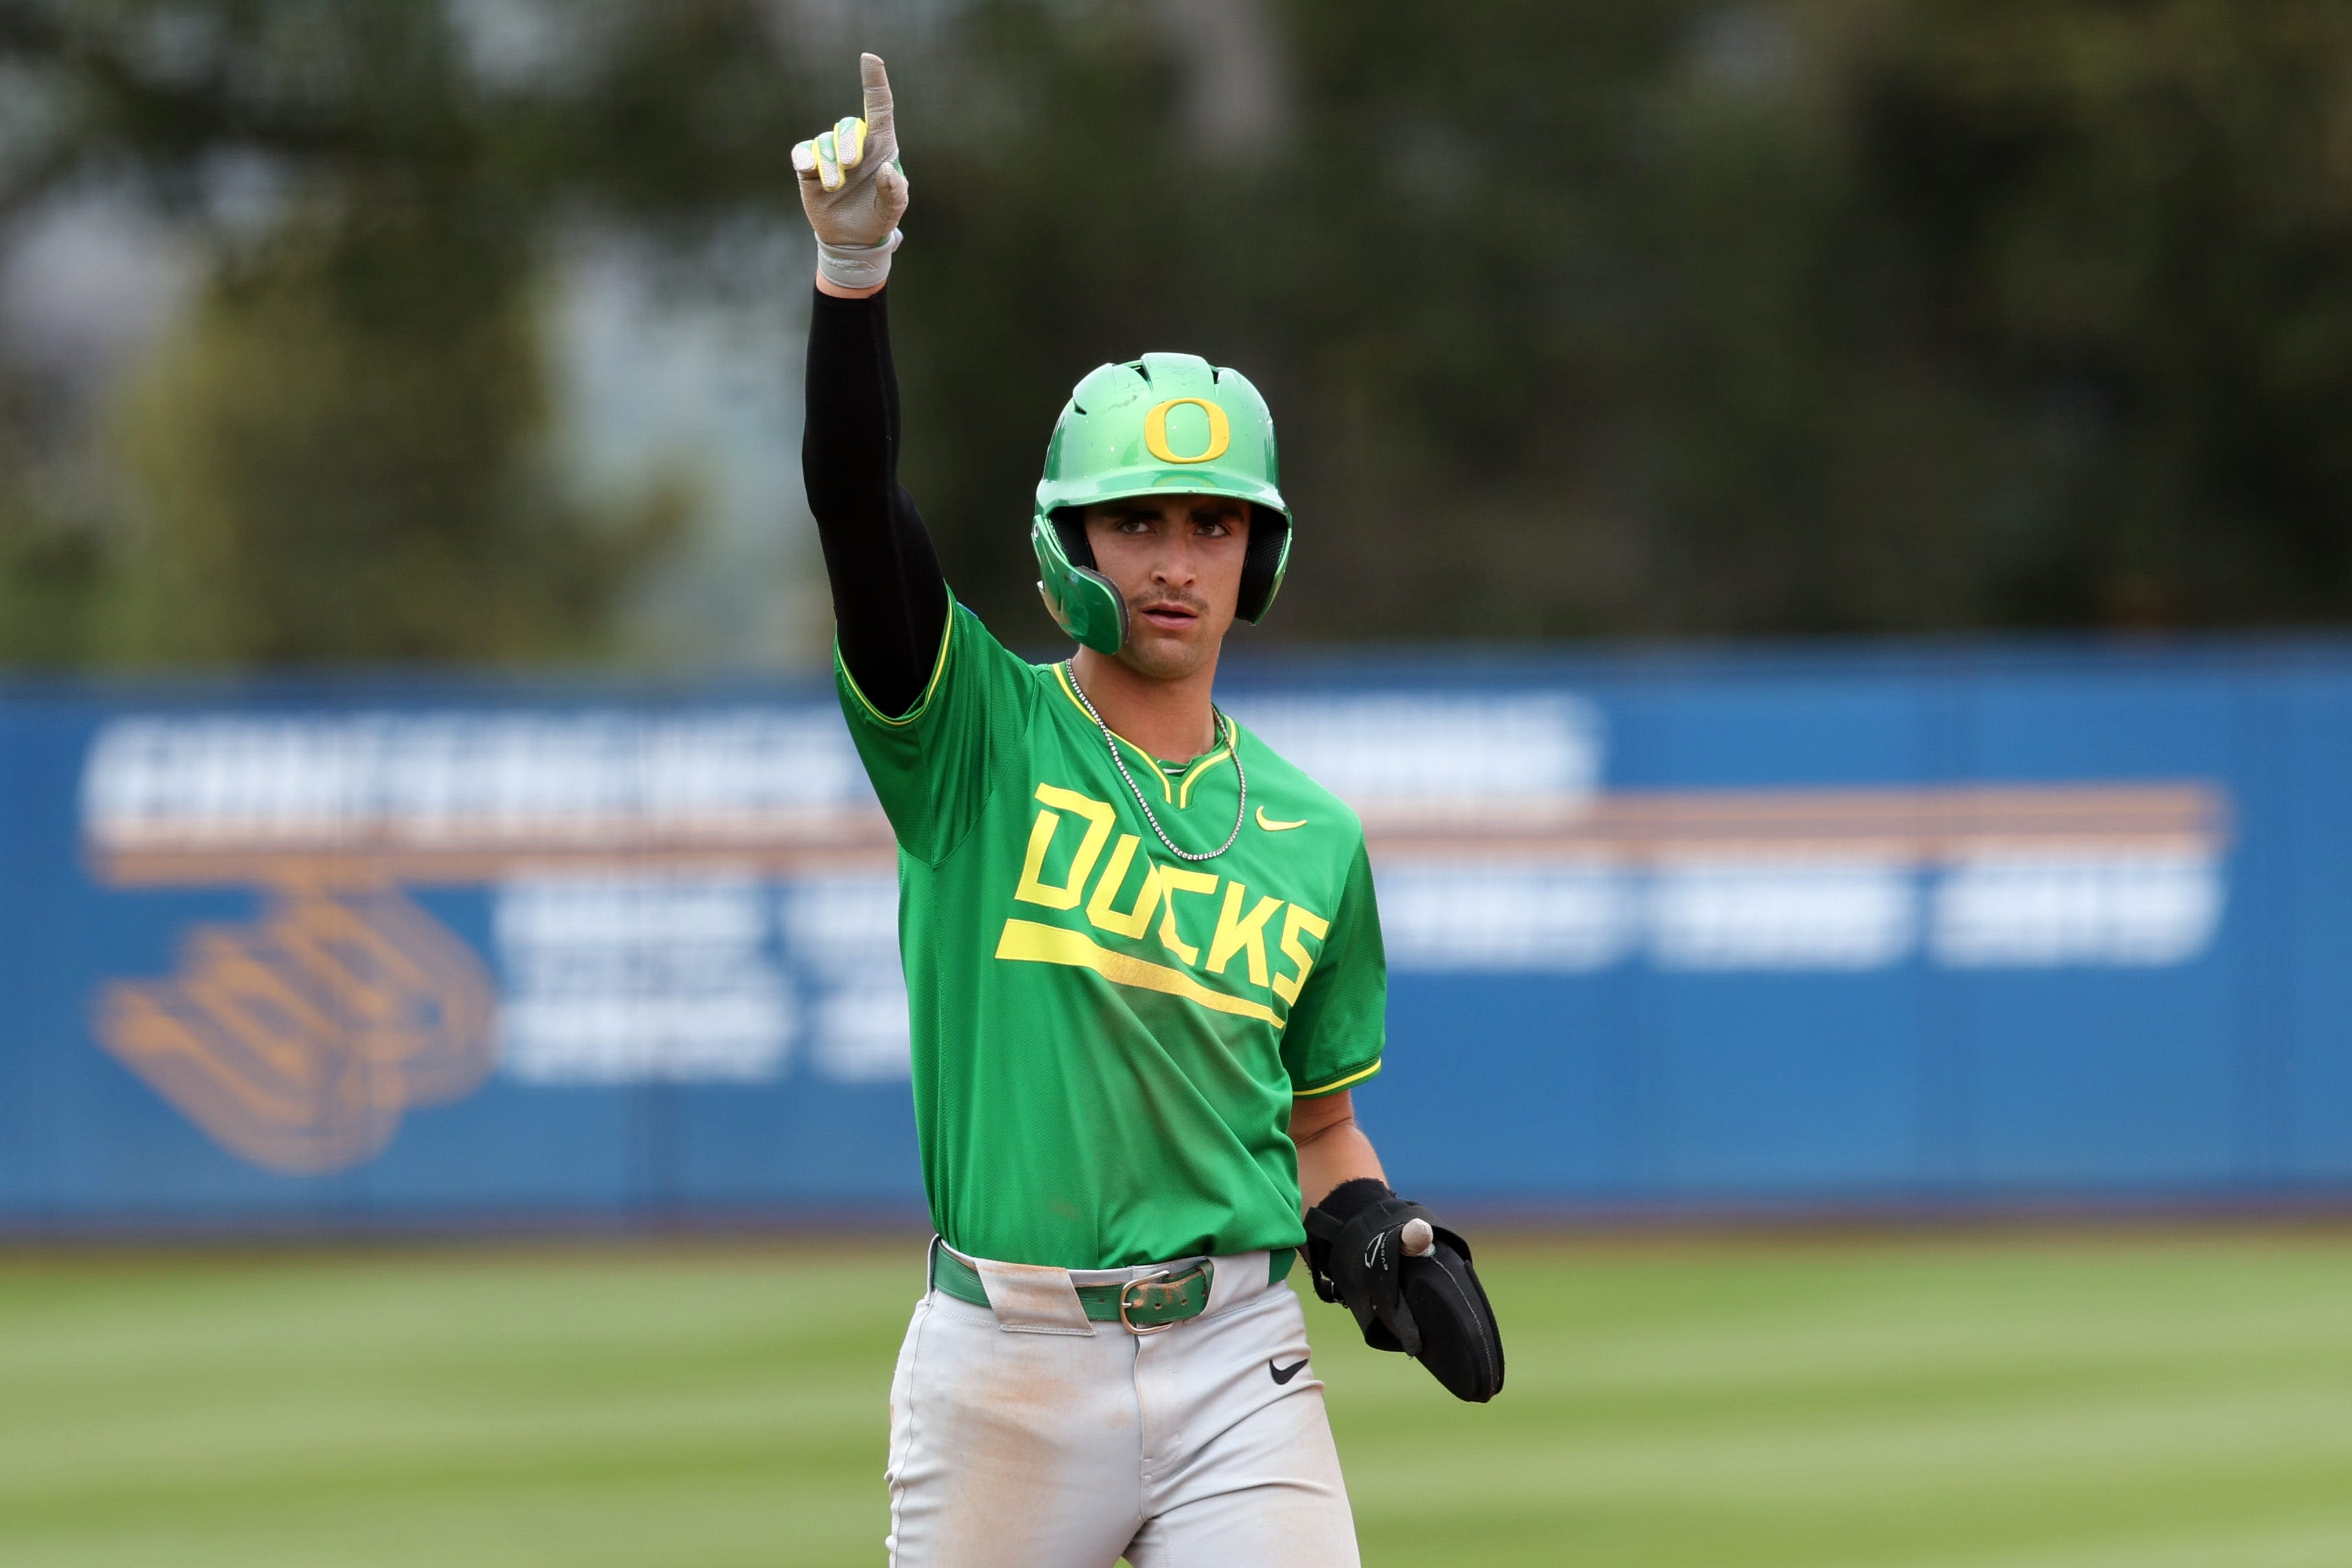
[1269,1356,1310,1385]
[1255,807,1308,831]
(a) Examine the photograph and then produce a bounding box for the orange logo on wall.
[80,708,899,1174]
[96,882,496,1175]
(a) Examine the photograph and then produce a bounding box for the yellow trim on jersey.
[1051,663,1173,803]
[1292,1058,1383,1098]
[1053,663,1239,810]
[838,601,957,728]
[995,918,1284,1027]
[1175,715,1235,809]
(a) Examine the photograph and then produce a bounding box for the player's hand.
[1308,1194,1435,1354]
[793,53,910,291]
[1306,1188,1507,1402]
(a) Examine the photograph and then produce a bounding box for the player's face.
[1079,495,1251,680]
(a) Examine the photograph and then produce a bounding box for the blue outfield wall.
[3,636,2351,1231]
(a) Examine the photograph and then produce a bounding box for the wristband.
[817,229,902,291]
[1313,1177,1397,1226]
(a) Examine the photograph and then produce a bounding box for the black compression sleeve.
[803,287,950,717]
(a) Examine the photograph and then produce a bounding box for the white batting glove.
[793,53,910,291]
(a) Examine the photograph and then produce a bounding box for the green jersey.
[838,601,1387,1269]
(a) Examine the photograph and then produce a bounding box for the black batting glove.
[1305,1178,1441,1355]
[1304,1178,1506,1402]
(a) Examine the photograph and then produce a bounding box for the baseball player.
[794,54,1503,1567]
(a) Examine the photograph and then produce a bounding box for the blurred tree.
[0,350,105,661]
[0,0,790,667]
[0,497,107,664]
[891,0,2352,642]
[107,205,682,663]
[5,0,2352,664]
[1852,0,2352,629]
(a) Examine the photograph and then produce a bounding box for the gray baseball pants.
[883,1244,1360,1566]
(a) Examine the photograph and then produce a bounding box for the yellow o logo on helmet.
[1142,398,1232,464]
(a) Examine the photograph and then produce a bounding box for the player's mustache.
[1128,588,1208,616]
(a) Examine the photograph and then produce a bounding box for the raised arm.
[804,289,946,716]
[796,55,947,718]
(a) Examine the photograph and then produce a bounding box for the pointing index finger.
[860,53,894,142]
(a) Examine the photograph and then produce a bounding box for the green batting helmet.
[1031,352,1292,654]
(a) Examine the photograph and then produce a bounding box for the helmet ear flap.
[1031,511,1127,654]
[1237,504,1291,624]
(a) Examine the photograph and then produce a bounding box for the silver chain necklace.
[1063,660,1246,862]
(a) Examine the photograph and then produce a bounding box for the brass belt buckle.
[1117,1269,1180,1335]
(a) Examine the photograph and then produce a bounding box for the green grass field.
[3,1232,2350,1567]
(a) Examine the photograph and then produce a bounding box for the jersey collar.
[1051,662,1237,811]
